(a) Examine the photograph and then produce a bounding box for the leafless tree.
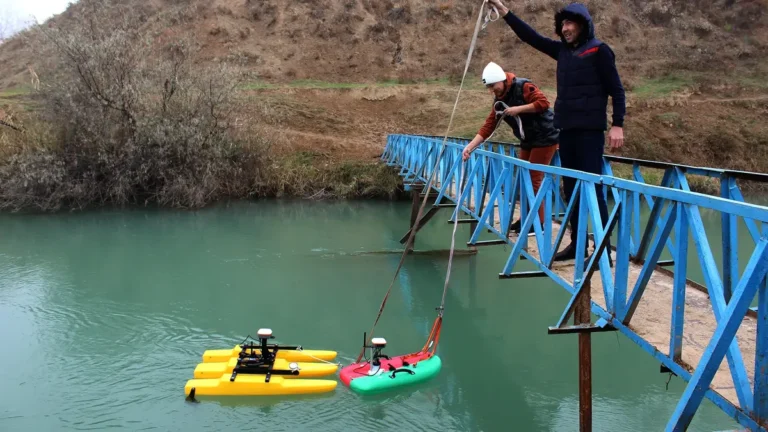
[0,0,269,211]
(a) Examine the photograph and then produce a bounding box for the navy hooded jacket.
[502,3,626,132]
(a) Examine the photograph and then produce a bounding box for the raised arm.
[488,0,561,60]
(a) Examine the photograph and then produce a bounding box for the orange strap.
[420,316,443,357]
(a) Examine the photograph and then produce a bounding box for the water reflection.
[0,199,749,431]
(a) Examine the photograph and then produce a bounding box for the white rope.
[440,105,511,313]
[356,0,498,363]
[295,347,342,367]
[467,106,512,159]
[494,101,525,141]
[435,0,500,314]
[482,3,500,30]
[439,162,465,314]
[443,0,490,139]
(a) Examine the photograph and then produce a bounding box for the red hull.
[340,352,432,386]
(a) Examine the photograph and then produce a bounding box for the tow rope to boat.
[353,0,506,366]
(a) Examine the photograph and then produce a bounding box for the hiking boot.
[553,242,589,262]
[509,219,536,237]
[583,251,614,271]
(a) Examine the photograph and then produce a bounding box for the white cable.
[482,2,500,30]
[494,101,525,141]
[296,347,342,367]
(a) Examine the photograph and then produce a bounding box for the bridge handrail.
[383,133,768,432]
[388,134,768,221]
[405,133,768,184]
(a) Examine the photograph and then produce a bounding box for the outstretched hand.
[607,126,624,151]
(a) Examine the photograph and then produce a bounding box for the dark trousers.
[558,129,610,249]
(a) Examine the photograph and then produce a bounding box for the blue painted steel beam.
[666,238,768,431]
[382,134,768,430]
[522,167,551,261]
[604,313,765,432]
[500,177,553,275]
[614,189,632,318]
[622,201,677,324]
[584,176,617,305]
[730,185,763,244]
[546,179,582,269]
[489,156,767,224]
[670,203,689,362]
[674,170,755,411]
[470,168,511,244]
[386,136,768,221]
[476,161,492,217]
[554,199,621,328]
[685,200,755,411]
[755,272,768,424]
[722,175,738,302]
[406,135,768,184]
[633,168,678,260]
[450,158,483,221]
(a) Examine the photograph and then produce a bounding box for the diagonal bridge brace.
[499,176,553,276]
[398,155,465,244]
[399,206,442,244]
[548,191,622,334]
[673,169,755,411]
[666,237,768,431]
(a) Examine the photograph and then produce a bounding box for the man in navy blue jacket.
[487,0,626,264]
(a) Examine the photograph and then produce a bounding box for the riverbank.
[1,0,767,212]
[1,78,767,212]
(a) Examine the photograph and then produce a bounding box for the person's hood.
[554,3,595,45]
[497,72,517,99]
[504,72,516,87]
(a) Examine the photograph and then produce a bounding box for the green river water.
[0,198,764,431]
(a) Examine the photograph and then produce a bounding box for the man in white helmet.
[462,61,559,234]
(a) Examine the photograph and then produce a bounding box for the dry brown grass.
[0,0,762,89]
[0,0,271,212]
[0,0,767,212]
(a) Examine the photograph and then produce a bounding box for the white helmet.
[482,62,506,85]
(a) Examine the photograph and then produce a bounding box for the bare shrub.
[261,152,403,200]
[246,0,277,24]
[216,6,233,16]
[0,0,269,212]
[524,0,548,13]
[387,6,412,24]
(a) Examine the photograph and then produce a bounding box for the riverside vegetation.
[0,0,766,212]
[0,0,403,212]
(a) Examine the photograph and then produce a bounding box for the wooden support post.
[469,221,478,252]
[575,280,593,432]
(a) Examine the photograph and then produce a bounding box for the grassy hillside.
[4,0,767,86]
[0,0,766,210]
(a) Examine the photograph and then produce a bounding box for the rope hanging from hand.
[355,0,500,364]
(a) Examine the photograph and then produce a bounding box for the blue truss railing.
[382,133,768,432]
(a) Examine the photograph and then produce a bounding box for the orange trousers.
[518,144,558,223]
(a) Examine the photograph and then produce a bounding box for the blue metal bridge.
[381,134,768,432]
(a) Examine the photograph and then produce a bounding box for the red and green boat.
[340,317,443,395]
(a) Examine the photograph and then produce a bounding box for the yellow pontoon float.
[185,329,338,399]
